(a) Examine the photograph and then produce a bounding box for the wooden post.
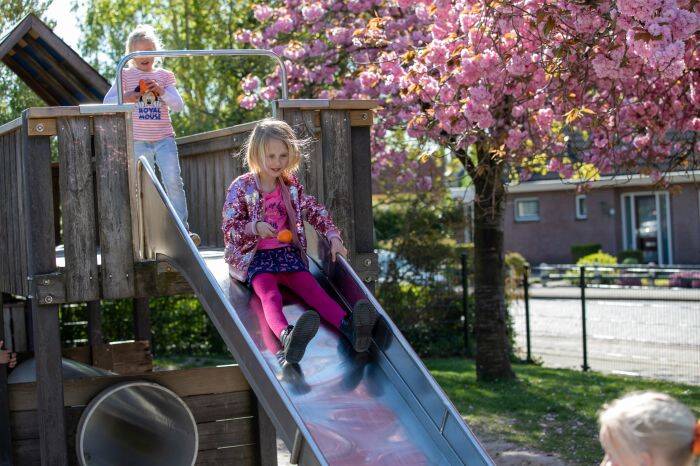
[21,111,68,465]
[133,297,151,346]
[87,300,103,365]
[320,110,356,264]
[255,396,278,466]
[0,293,12,466]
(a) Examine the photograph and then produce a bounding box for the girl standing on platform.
[222,119,378,364]
[599,391,699,466]
[103,24,200,246]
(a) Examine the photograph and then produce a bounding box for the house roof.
[507,170,700,194]
[0,14,110,106]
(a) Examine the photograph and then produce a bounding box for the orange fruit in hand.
[139,79,149,93]
[277,229,293,243]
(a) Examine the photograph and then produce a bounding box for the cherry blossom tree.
[239,0,698,380]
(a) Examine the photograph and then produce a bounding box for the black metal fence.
[375,251,473,358]
[513,264,700,385]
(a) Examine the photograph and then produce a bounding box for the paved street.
[511,298,700,385]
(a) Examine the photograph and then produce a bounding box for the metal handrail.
[115,49,288,104]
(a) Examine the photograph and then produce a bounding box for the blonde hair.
[125,25,162,67]
[599,392,698,466]
[243,119,307,177]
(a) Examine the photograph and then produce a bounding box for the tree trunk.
[468,144,515,381]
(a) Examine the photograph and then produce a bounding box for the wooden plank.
[0,16,33,60]
[183,391,253,423]
[256,396,278,466]
[9,365,249,411]
[350,126,377,285]
[10,304,28,353]
[320,110,356,265]
[86,301,102,347]
[93,114,135,299]
[61,346,90,365]
[205,153,217,246]
[277,99,378,110]
[133,295,152,347]
[0,117,21,136]
[11,45,77,105]
[57,116,100,302]
[197,417,256,450]
[27,118,57,136]
[7,132,20,296]
[14,129,29,298]
[23,36,93,102]
[216,151,228,248]
[10,406,83,441]
[0,293,13,466]
[21,112,68,465]
[349,109,374,127]
[0,135,8,293]
[2,56,61,106]
[176,120,259,146]
[52,164,61,244]
[195,444,257,465]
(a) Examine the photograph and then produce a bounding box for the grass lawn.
[155,355,699,465]
[425,358,700,465]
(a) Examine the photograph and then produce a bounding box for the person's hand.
[145,79,165,95]
[255,222,276,238]
[0,341,16,368]
[330,237,347,262]
[123,90,141,103]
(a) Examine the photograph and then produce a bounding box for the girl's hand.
[330,237,347,262]
[123,90,141,103]
[255,222,276,238]
[145,80,165,95]
[0,340,15,368]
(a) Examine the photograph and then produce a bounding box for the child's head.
[244,119,306,180]
[599,391,699,466]
[125,25,162,72]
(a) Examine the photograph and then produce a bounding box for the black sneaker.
[279,310,320,364]
[339,299,379,353]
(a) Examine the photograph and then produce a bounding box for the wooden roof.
[0,14,110,106]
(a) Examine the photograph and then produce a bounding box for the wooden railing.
[0,118,28,297]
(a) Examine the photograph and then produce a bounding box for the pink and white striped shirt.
[103,67,183,141]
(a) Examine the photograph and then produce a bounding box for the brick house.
[504,172,700,265]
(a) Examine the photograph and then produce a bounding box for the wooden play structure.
[0,15,377,466]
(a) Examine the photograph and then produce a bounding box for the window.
[515,198,540,222]
[576,195,587,219]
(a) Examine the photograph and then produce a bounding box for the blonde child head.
[244,119,307,178]
[599,391,699,466]
[125,25,162,68]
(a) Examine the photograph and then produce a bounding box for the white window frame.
[514,197,540,222]
[575,194,587,220]
[621,191,673,265]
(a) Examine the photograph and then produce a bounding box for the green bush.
[617,249,644,264]
[571,243,602,262]
[577,251,617,266]
[505,251,529,277]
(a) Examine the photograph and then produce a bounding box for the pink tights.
[251,271,346,338]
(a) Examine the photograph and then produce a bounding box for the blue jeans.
[134,137,189,230]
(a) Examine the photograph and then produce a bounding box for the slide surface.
[139,158,493,466]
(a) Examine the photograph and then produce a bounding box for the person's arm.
[222,182,258,248]
[104,81,141,104]
[297,181,347,260]
[160,85,184,112]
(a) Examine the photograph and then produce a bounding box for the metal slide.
[138,157,493,465]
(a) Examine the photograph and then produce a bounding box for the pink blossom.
[241,75,261,93]
[260,86,278,100]
[359,70,380,89]
[253,5,273,22]
[301,4,325,23]
[239,95,258,110]
[535,108,553,130]
[506,128,526,149]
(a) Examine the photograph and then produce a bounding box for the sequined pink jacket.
[222,172,341,281]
